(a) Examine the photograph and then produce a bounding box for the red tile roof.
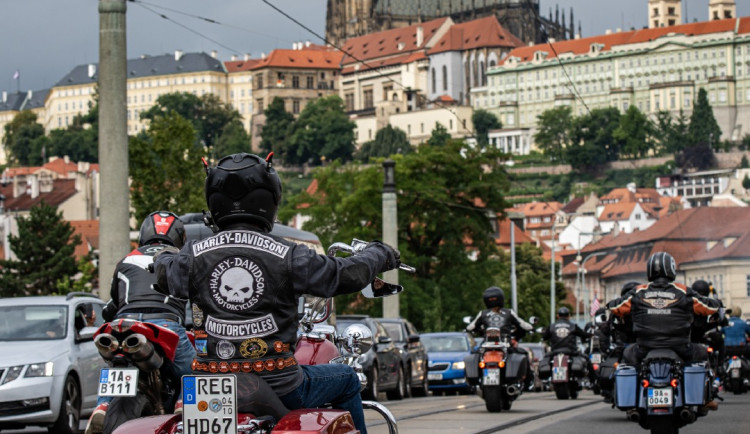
[250,47,344,71]
[224,58,262,72]
[1,179,78,211]
[514,201,563,217]
[427,15,523,55]
[41,158,99,177]
[598,202,638,222]
[501,17,750,65]
[341,17,449,67]
[70,220,99,259]
[561,197,585,214]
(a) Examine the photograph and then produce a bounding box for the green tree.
[472,109,502,149]
[212,122,251,158]
[534,105,573,161]
[566,107,621,173]
[613,105,653,159]
[129,111,206,224]
[287,95,355,165]
[689,88,722,151]
[675,142,716,171]
[279,141,512,331]
[2,110,46,166]
[741,155,749,169]
[743,174,750,189]
[426,123,452,147]
[45,102,99,162]
[141,92,245,157]
[0,202,82,297]
[355,124,411,161]
[260,97,295,160]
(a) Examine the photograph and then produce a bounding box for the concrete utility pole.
[98,0,130,300]
[382,160,399,318]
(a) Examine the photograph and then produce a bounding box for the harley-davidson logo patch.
[642,298,679,309]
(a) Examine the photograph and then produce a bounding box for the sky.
[1,0,749,93]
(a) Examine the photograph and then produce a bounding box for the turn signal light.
[733,356,738,360]
[593,363,600,371]
[479,361,486,369]
[670,379,679,388]
[641,379,649,388]
[614,362,619,369]
[499,361,506,368]
[707,347,714,353]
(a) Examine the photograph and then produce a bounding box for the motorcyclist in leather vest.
[543,307,589,356]
[86,211,197,434]
[154,153,400,434]
[690,280,726,370]
[608,252,720,366]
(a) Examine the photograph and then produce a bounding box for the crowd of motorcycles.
[83,240,750,434]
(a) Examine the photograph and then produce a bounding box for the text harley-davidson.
[110,240,413,434]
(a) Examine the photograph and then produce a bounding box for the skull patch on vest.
[210,256,265,311]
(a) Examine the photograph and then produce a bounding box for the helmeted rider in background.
[466,286,534,389]
[690,280,726,372]
[542,307,589,356]
[608,252,720,410]
[723,305,750,359]
[85,211,197,434]
[154,153,400,434]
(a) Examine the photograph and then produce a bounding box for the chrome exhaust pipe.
[94,333,119,361]
[506,384,520,396]
[121,333,163,371]
[626,409,640,423]
[679,408,695,423]
[362,400,398,434]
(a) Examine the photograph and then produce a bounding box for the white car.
[0,293,107,433]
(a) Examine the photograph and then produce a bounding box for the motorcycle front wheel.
[483,386,504,412]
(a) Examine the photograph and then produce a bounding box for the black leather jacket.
[154,226,394,396]
[103,244,187,322]
[543,319,589,355]
[466,308,533,341]
[608,279,720,349]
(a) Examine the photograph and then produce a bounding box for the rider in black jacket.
[154,153,400,434]
[543,307,589,355]
[86,211,196,434]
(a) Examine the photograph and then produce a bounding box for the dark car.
[335,315,402,400]
[519,342,548,392]
[421,332,477,395]
[375,317,429,397]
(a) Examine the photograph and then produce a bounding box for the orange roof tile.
[341,17,449,67]
[224,58,262,72]
[0,179,78,211]
[427,15,522,55]
[513,201,563,217]
[598,202,638,222]
[70,220,99,259]
[251,47,344,71]
[501,17,749,65]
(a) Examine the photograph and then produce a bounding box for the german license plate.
[590,353,602,364]
[428,373,443,381]
[647,388,673,407]
[731,368,741,378]
[552,366,568,382]
[483,368,500,386]
[183,375,237,434]
[98,368,139,397]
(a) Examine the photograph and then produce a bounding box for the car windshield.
[522,345,545,360]
[0,305,68,341]
[422,335,469,352]
[380,322,404,342]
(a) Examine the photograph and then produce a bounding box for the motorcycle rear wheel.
[649,417,679,434]
[553,382,570,400]
[483,386,504,412]
[102,394,155,434]
[731,377,742,395]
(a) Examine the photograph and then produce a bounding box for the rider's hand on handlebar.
[367,241,401,272]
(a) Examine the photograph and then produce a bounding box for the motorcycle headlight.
[1,365,24,384]
[452,361,466,370]
[25,362,54,377]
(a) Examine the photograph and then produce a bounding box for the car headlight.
[1,365,24,384]
[25,362,54,377]
[452,361,465,370]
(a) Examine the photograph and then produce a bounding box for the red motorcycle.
[111,240,411,434]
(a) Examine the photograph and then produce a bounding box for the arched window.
[431,68,436,94]
[442,65,448,91]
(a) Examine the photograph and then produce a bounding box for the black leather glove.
[153,245,180,262]
[366,240,400,272]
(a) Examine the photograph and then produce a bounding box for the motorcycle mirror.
[312,299,333,324]
[463,316,473,325]
[361,277,403,298]
[529,316,539,325]
[342,323,373,355]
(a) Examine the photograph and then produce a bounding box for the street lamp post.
[382,160,399,318]
[577,251,607,323]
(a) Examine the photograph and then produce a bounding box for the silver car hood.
[0,340,68,367]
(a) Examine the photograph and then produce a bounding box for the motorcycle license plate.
[552,366,567,382]
[731,368,741,378]
[428,373,443,381]
[483,368,500,386]
[183,375,237,434]
[590,353,602,364]
[647,388,673,407]
[729,359,741,378]
[98,368,139,397]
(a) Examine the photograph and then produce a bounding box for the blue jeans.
[279,364,367,434]
[97,318,196,406]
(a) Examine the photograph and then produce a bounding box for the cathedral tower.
[709,0,736,21]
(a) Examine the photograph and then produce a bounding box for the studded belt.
[191,358,297,374]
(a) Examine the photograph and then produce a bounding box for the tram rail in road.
[365,391,602,434]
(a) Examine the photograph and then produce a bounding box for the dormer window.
[534,51,549,62]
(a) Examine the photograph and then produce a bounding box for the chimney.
[27,90,33,100]
[231,54,237,61]
[616,28,621,33]
[29,174,39,199]
[416,26,424,46]
[2,91,6,103]
[305,40,311,47]
[261,52,266,59]
[88,64,97,78]
[627,182,636,193]
[211,50,218,58]
[605,29,612,35]
[244,53,251,61]
[64,155,70,164]
[575,33,581,39]
[175,50,183,61]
